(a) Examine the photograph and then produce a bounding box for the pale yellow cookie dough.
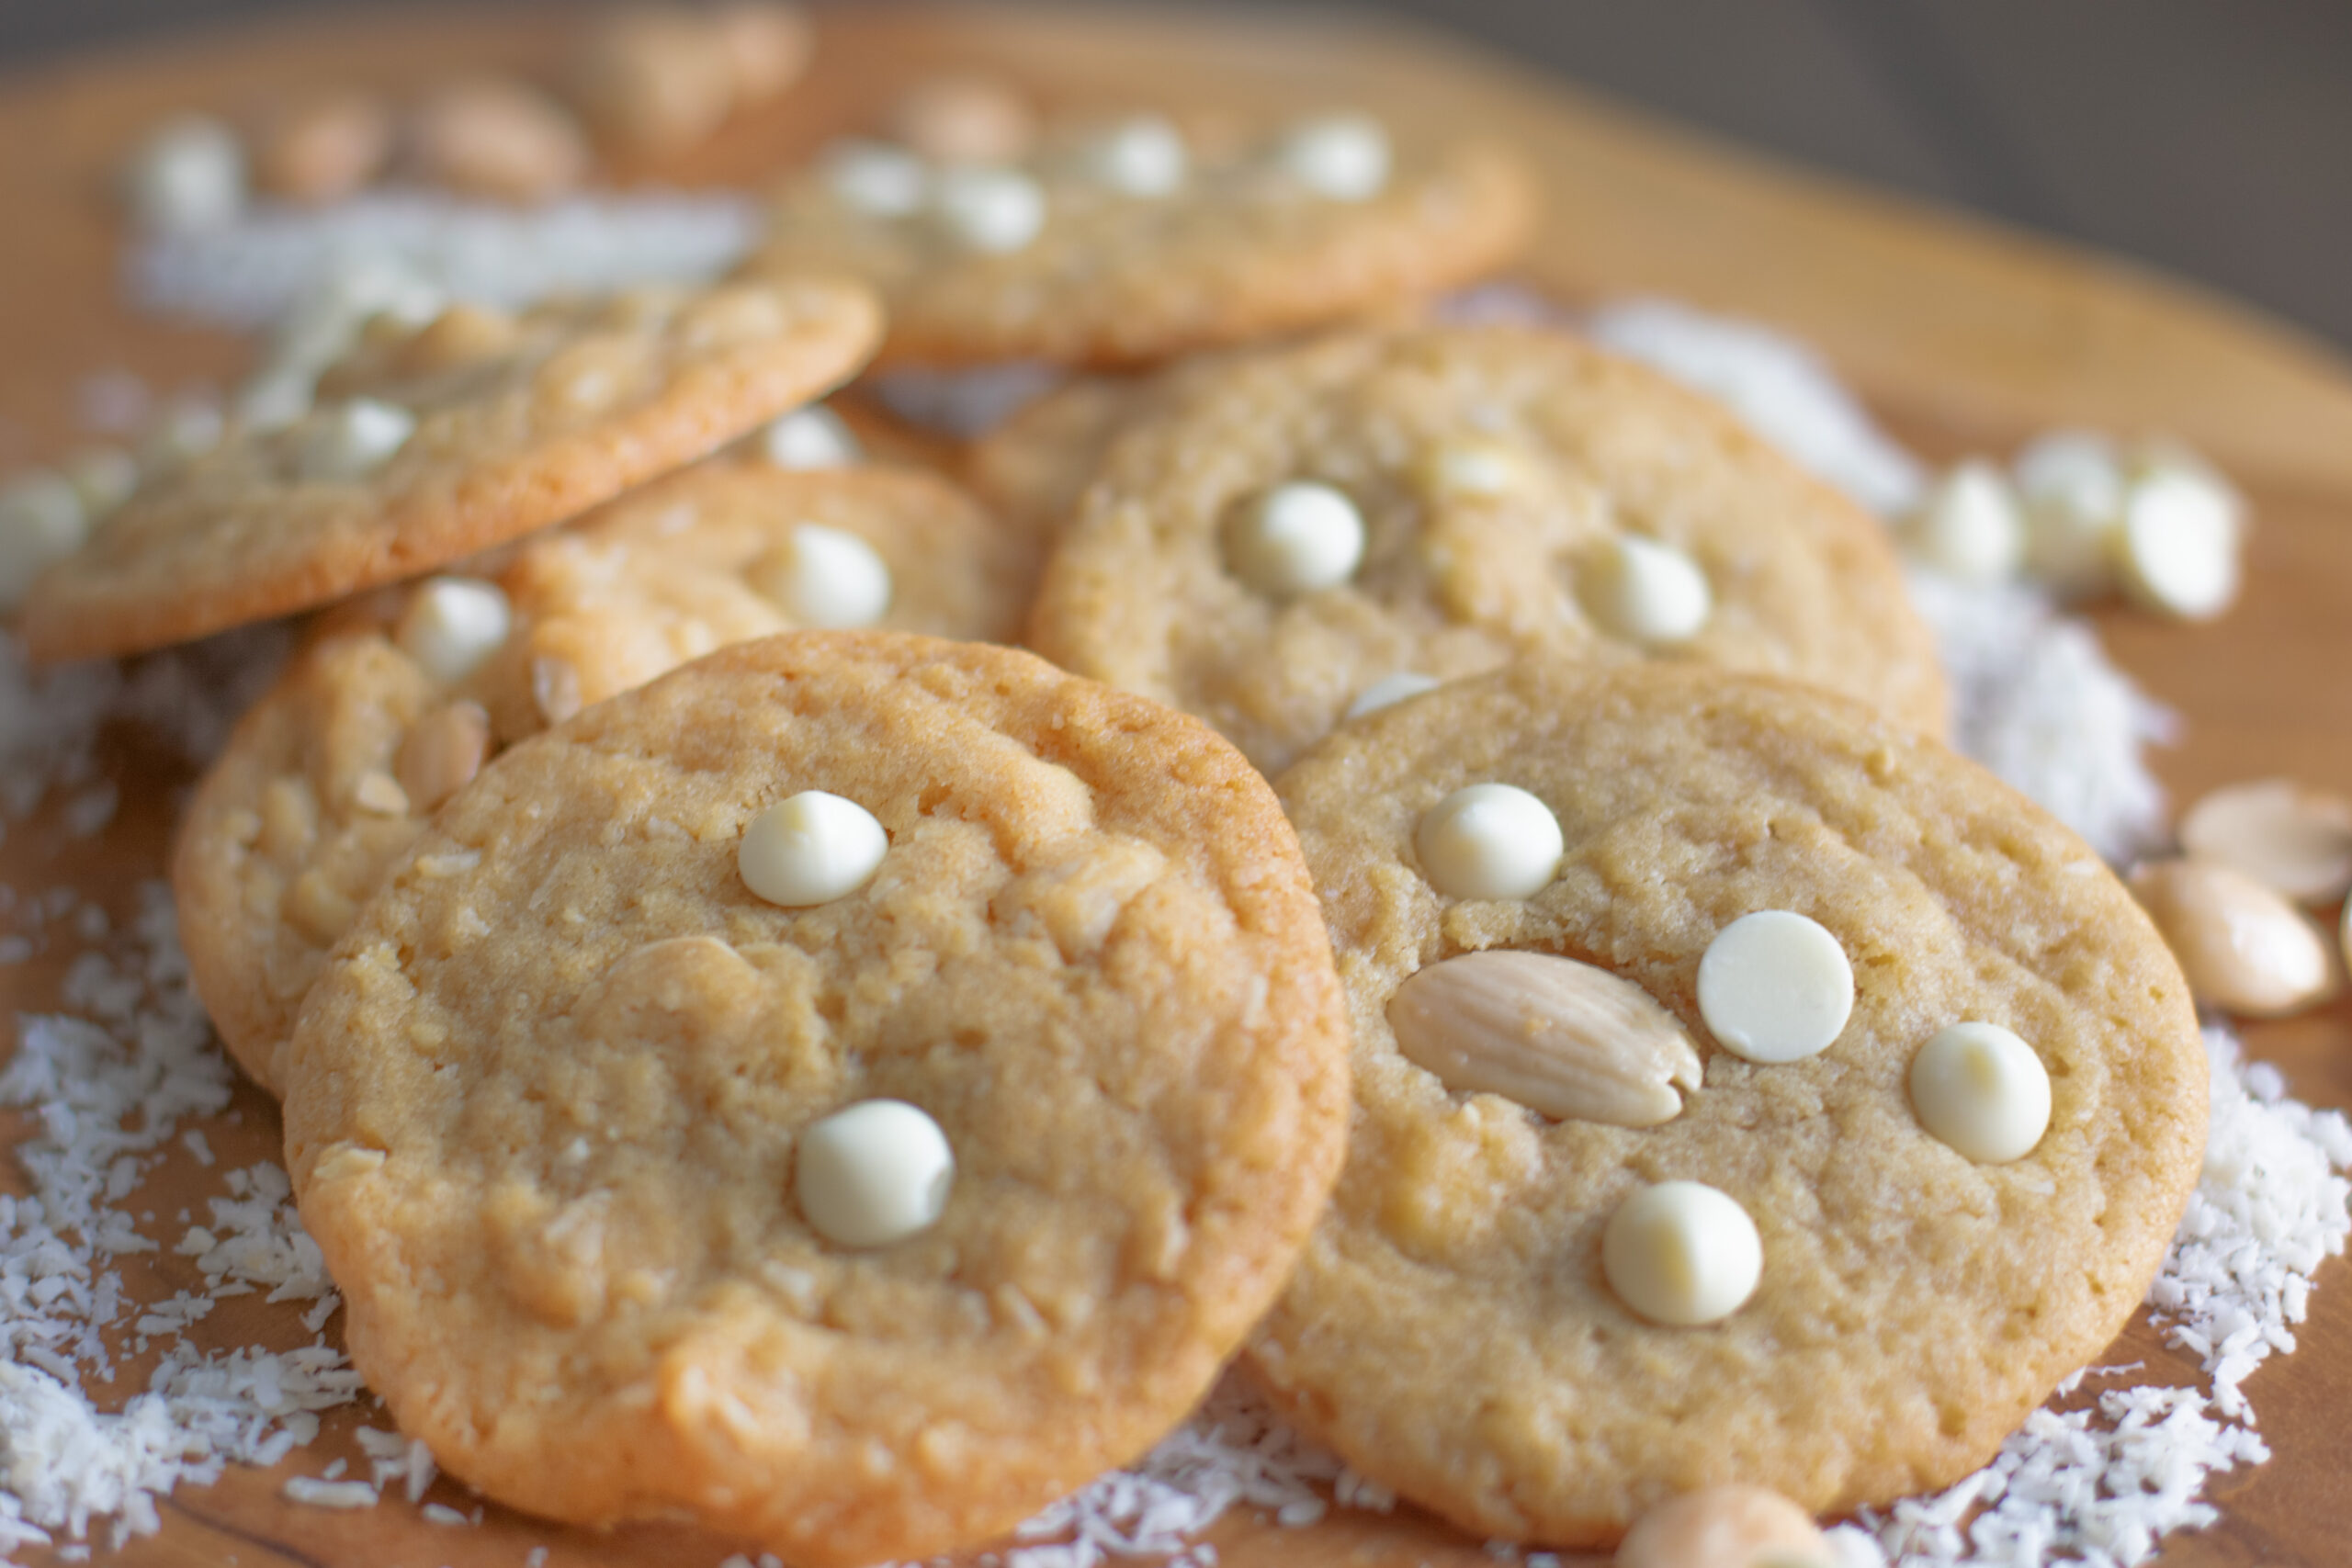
[280,631,1352,1568]
[1027,325,1952,774]
[175,460,1031,1094]
[1250,660,2205,1547]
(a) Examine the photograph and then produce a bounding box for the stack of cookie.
[15,96,2209,1567]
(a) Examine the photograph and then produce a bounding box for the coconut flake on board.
[127,190,762,331]
[0,273,2337,1568]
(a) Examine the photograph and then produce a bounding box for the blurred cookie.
[175,459,1030,1093]
[1250,660,2205,1546]
[22,277,881,661]
[1027,324,1951,774]
[281,631,1351,1567]
[741,110,1532,368]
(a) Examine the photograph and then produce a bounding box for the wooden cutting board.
[4,6,2350,1565]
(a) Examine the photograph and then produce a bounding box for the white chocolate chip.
[122,115,246,232]
[1909,1021,2052,1165]
[1583,535,1713,646]
[1697,910,1854,1065]
[1224,481,1365,596]
[749,524,893,628]
[795,1099,954,1249]
[0,472,92,611]
[233,367,315,434]
[1616,1485,1831,1568]
[2129,858,2339,1018]
[296,399,416,482]
[1415,783,1564,902]
[62,447,140,523]
[1344,671,1440,720]
[821,139,930,217]
[269,257,447,374]
[1602,1180,1762,1327]
[1079,116,1187,196]
[395,577,514,684]
[1277,113,1390,200]
[2179,777,2352,904]
[739,789,888,907]
[2115,462,2243,620]
[2014,430,2125,596]
[1417,438,1527,500]
[139,400,225,473]
[1903,459,2025,584]
[931,166,1047,254]
[760,405,863,469]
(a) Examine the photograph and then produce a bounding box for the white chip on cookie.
[1417,437,1526,500]
[1583,535,1713,646]
[750,523,893,628]
[396,577,514,684]
[794,1099,956,1249]
[235,368,316,435]
[297,398,417,482]
[821,138,930,217]
[1602,1180,1762,1327]
[1225,480,1365,596]
[1696,910,1853,1065]
[63,447,141,523]
[1345,671,1440,720]
[1079,115,1188,197]
[760,404,864,469]
[739,788,888,907]
[1278,114,1391,200]
[932,166,1047,254]
[1909,1021,2052,1165]
[1415,783,1563,902]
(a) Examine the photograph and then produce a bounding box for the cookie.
[278,631,1351,1567]
[175,458,1032,1094]
[1249,660,2206,1546]
[20,276,882,662]
[741,110,1532,368]
[1026,325,1952,774]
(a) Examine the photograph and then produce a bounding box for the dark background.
[3,0,2346,354]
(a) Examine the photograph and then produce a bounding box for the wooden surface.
[3,6,2351,1565]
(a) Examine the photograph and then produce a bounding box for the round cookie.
[21,276,882,662]
[1027,325,1952,774]
[278,631,1351,1568]
[741,111,1532,368]
[175,459,1031,1095]
[1249,660,2207,1546]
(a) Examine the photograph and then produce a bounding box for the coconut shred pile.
[2,291,2347,1568]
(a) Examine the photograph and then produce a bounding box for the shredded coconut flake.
[4,282,2340,1568]
[129,190,763,331]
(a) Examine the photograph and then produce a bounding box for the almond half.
[1386,949,1704,1127]
[2179,777,2352,904]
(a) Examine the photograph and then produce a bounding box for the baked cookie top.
[278,631,1352,1568]
[741,110,1532,369]
[1026,325,1952,774]
[21,276,881,662]
[1249,661,2206,1547]
[175,459,1032,1095]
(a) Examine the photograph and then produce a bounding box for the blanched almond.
[2179,777,2352,904]
[1387,949,1702,1127]
[2129,858,2340,1018]
[1616,1484,1830,1568]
